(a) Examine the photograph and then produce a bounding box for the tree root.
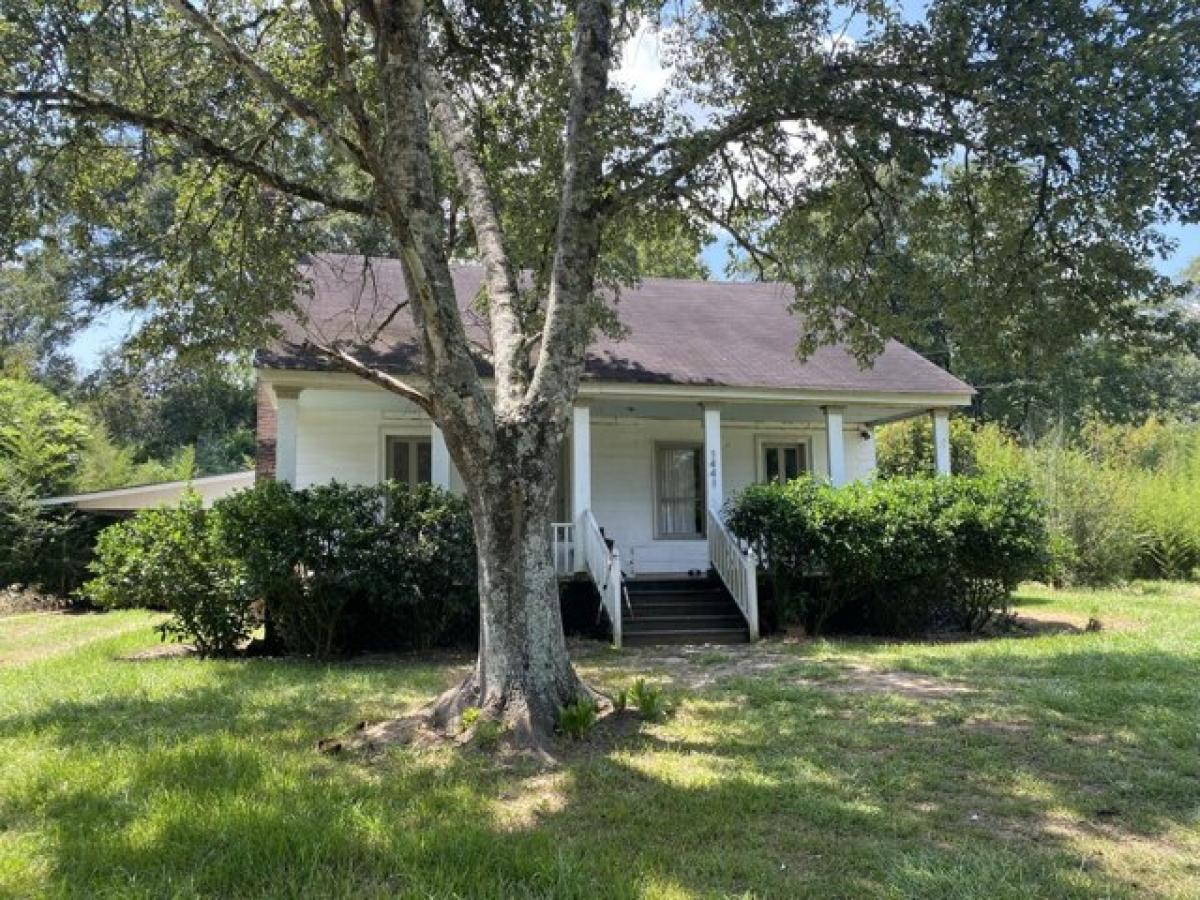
[319,672,611,761]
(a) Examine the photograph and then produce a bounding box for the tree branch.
[424,65,528,401]
[527,0,613,413]
[166,0,371,172]
[369,0,496,443]
[602,58,973,216]
[304,339,433,412]
[5,89,374,216]
[682,192,780,280]
[307,0,378,165]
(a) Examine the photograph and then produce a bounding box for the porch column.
[571,403,591,518]
[430,422,451,489]
[823,405,846,487]
[274,386,300,486]
[703,405,723,515]
[931,408,952,476]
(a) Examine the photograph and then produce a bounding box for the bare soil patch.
[580,642,977,701]
[828,663,975,699]
[119,642,195,661]
[0,586,70,616]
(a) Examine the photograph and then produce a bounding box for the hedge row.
[84,480,477,657]
[726,475,1049,635]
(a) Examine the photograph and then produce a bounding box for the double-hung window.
[385,436,432,485]
[761,442,810,485]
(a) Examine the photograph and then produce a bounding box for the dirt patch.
[582,642,804,691]
[492,771,570,831]
[119,642,195,661]
[828,663,975,699]
[1013,608,1137,634]
[0,586,70,616]
[579,643,977,702]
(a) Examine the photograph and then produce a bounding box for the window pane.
[387,438,434,485]
[783,447,800,480]
[416,440,432,484]
[391,440,410,484]
[765,447,780,483]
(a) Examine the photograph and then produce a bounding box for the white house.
[255,254,973,645]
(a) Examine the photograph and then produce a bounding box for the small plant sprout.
[628,678,670,723]
[612,688,628,713]
[557,698,598,740]
[471,719,504,747]
[460,706,481,730]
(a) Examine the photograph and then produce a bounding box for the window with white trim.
[654,443,705,539]
[761,442,810,485]
[385,436,432,485]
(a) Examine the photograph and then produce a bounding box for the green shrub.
[0,377,90,495]
[1129,466,1200,581]
[1016,419,1200,586]
[875,415,982,478]
[0,476,103,596]
[215,481,381,658]
[82,480,477,659]
[628,678,670,722]
[213,479,477,658]
[0,378,99,594]
[83,493,253,656]
[471,718,504,747]
[726,474,1048,635]
[557,698,598,739]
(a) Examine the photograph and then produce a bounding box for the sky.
[66,10,1200,368]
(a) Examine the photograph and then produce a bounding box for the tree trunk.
[363,0,612,748]
[430,423,593,744]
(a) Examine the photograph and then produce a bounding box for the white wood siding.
[292,389,876,574]
[293,391,465,491]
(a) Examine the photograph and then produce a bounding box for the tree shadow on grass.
[4,644,1198,898]
[1,655,459,752]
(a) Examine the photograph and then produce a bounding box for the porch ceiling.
[264,370,955,426]
[585,398,933,426]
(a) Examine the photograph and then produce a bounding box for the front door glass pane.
[656,445,704,538]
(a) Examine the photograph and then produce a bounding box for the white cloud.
[614,20,672,105]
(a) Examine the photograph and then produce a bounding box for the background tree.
[0,249,84,390]
[3,0,1197,744]
[83,356,256,476]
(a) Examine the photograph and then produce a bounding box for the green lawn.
[2,585,1199,899]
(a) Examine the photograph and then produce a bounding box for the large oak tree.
[2,0,1197,743]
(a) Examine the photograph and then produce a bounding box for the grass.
[2,584,1199,898]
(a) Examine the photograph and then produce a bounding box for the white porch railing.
[577,510,623,648]
[551,522,575,576]
[707,509,760,641]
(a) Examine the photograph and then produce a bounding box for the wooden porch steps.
[622,576,750,645]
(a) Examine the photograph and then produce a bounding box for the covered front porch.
[260,374,958,647]
[550,391,956,646]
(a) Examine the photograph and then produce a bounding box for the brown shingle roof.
[256,254,973,396]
